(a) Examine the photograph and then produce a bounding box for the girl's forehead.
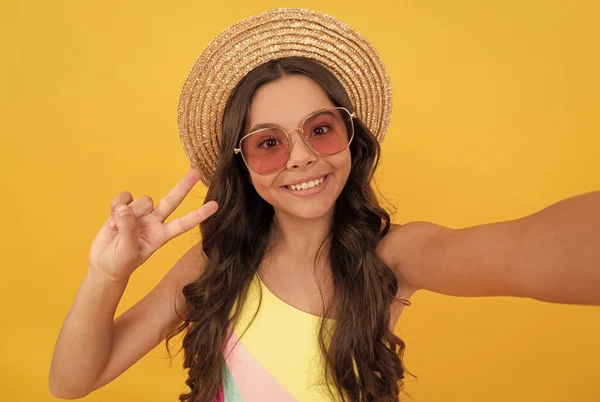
[248,75,336,129]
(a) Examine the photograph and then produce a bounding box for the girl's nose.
[286,130,317,170]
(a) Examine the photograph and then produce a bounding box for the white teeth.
[286,176,326,191]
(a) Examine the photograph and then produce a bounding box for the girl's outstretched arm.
[382,191,600,305]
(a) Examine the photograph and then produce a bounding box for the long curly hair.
[166,56,409,402]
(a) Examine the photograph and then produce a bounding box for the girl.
[49,8,600,402]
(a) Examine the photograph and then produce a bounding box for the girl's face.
[245,74,352,220]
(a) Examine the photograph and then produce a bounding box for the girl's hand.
[88,169,217,283]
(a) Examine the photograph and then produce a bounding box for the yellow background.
[1,0,599,401]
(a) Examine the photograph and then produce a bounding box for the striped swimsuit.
[215,273,339,402]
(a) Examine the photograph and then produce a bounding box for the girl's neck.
[269,208,333,262]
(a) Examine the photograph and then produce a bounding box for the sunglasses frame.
[233,107,356,176]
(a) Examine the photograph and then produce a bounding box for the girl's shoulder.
[378,221,448,294]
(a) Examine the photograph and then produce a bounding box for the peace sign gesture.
[88,169,218,283]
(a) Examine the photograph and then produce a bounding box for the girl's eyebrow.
[248,122,281,132]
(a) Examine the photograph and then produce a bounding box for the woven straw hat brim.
[178,8,392,187]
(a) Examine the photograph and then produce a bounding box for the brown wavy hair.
[166,57,409,402]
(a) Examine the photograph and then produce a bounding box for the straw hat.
[177,8,392,187]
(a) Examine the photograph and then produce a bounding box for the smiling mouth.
[284,175,327,191]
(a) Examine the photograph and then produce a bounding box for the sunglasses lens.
[240,128,290,174]
[303,108,353,155]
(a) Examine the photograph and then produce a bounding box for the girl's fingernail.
[117,206,130,216]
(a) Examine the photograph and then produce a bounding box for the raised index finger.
[152,168,202,222]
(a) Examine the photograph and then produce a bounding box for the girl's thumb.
[114,205,139,258]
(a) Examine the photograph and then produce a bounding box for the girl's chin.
[278,203,335,220]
